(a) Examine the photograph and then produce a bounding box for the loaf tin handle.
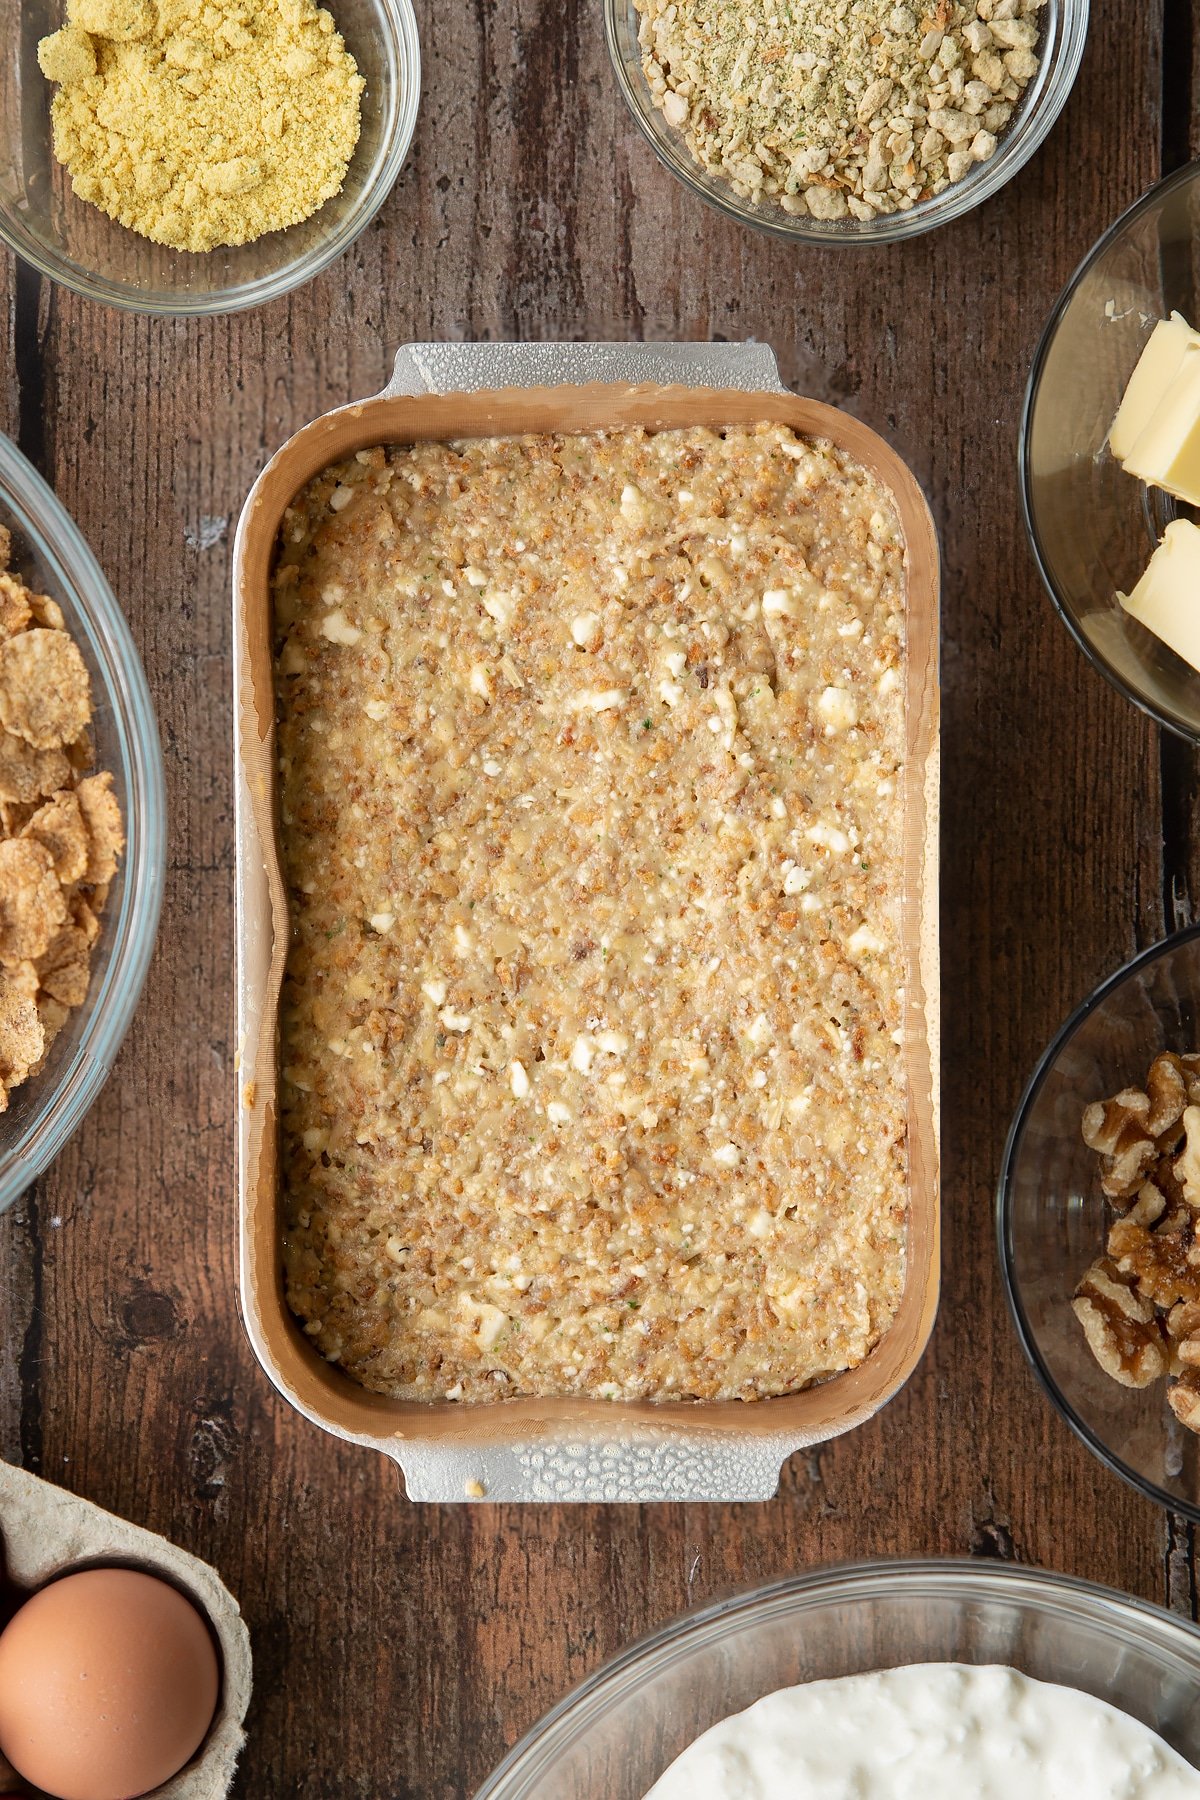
[391,1428,809,1504]
[381,339,788,400]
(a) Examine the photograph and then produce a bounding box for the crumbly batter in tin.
[273,423,909,1401]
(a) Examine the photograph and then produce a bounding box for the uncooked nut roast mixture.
[0,529,124,1109]
[273,423,910,1403]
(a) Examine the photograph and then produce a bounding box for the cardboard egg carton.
[0,1462,251,1799]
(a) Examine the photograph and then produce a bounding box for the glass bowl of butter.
[473,1561,1200,1799]
[1022,159,1200,738]
[0,0,420,315]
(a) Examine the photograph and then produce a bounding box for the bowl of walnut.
[0,435,164,1215]
[999,926,1200,1518]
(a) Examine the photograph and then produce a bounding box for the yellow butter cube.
[1111,314,1200,461]
[1119,520,1200,672]
[1123,345,1200,507]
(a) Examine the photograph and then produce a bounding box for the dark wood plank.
[0,0,1187,1792]
[0,250,33,1480]
[1156,0,1200,1619]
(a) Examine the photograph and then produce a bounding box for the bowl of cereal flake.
[605,0,1089,243]
[0,434,164,1214]
[0,0,420,315]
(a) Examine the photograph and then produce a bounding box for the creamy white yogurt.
[644,1664,1200,1799]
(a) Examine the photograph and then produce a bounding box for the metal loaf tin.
[233,341,940,1503]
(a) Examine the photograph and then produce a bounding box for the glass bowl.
[0,0,420,315]
[604,0,1088,245]
[0,435,164,1215]
[1022,160,1200,740]
[998,926,1200,1520]
[475,1559,1200,1799]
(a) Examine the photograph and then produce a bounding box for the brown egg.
[0,1566,219,1800]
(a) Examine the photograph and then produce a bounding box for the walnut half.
[1169,1373,1200,1433]
[1081,1088,1156,1201]
[1075,1054,1200,1435]
[1175,1103,1200,1210]
[1107,1205,1200,1312]
[1081,1055,1200,1204]
[1072,1260,1168,1389]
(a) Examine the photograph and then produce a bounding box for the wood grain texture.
[0,0,1193,1792]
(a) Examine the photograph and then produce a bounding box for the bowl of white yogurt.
[474,1560,1200,1799]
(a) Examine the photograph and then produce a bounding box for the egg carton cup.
[0,1462,251,1799]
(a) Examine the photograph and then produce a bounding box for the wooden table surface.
[1,1,1196,1794]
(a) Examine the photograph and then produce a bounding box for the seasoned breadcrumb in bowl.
[0,0,420,315]
[605,0,1089,243]
[0,435,164,1215]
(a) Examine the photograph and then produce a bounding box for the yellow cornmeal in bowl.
[37,0,364,253]
[273,426,910,1404]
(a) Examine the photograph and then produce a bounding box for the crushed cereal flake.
[0,735,71,807]
[0,978,45,1101]
[0,841,68,965]
[76,773,124,885]
[37,926,93,1009]
[0,629,90,749]
[0,577,32,640]
[24,792,90,885]
[0,535,124,1105]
